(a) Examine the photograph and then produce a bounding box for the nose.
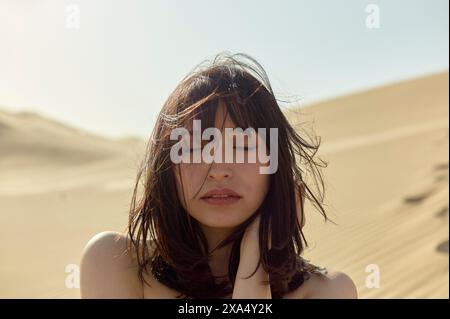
[207,163,233,181]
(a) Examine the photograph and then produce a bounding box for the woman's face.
[174,100,270,229]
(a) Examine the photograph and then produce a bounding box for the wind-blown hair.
[127,52,328,299]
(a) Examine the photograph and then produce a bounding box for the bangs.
[179,78,263,133]
[129,52,329,299]
[182,97,257,134]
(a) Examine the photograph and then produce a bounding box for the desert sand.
[0,71,448,298]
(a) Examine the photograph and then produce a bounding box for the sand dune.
[289,71,449,298]
[0,71,448,298]
[0,110,146,298]
[0,110,145,195]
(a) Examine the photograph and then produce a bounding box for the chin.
[191,209,249,229]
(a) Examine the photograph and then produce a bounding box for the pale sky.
[0,0,448,138]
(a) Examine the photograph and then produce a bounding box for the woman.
[80,52,357,299]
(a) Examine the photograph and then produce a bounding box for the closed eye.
[233,145,256,150]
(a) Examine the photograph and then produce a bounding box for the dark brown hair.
[127,52,328,299]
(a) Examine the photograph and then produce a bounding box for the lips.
[200,188,242,206]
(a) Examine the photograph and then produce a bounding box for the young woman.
[80,52,357,299]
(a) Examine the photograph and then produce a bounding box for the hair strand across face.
[127,51,329,299]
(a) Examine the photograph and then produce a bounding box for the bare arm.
[232,187,303,299]
[232,192,357,299]
[232,215,272,299]
[304,271,358,299]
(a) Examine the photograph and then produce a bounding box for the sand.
[0,71,448,298]
[288,71,449,298]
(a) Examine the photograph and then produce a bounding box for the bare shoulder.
[80,231,143,298]
[305,270,357,299]
[286,270,358,299]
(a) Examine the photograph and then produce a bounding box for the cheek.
[175,164,209,205]
[235,162,270,204]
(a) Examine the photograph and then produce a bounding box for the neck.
[200,224,234,279]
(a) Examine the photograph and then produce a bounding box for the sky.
[0,0,448,139]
